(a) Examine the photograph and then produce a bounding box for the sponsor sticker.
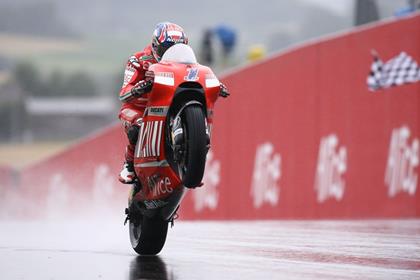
[144,199,168,209]
[205,73,220,88]
[148,106,169,117]
[47,173,70,216]
[385,126,419,197]
[184,68,199,82]
[251,142,281,208]
[122,65,135,88]
[147,175,173,197]
[193,151,220,212]
[135,120,164,158]
[314,134,347,203]
[92,164,115,203]
[155,72,175,86]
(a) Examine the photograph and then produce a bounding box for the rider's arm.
[119,56,145,102]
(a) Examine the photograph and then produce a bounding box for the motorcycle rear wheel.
[129,215,168,255]
[180,105,207,188]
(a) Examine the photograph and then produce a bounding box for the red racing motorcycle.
[126,44,222,255]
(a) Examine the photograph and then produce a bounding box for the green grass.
[27,36,149,77]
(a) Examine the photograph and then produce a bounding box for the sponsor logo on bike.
[144,199,168,209]
[135,120,164,158]
[251,142,281,208]
[150,107,164,113]
[193,151,220,212]
[147,175,173,197]
[184,68,199,82]
[148,106,169,117]
[314,134,347,203]
[385,125,419,197]
[205,73,220,88]
[155,72,174,86]
[156,72,174,78]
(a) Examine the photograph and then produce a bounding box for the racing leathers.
[118,45,230,184]
[118,45,157,183]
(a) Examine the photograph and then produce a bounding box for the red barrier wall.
[16,14,420,219]
[17,127,128,218]
[0,165,18,218]
[0,165,15,189]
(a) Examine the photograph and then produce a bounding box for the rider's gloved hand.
[219,82,230,98]
[128,56,141,69]
[131,80,153,97]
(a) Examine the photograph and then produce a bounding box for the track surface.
[1,219,419,279]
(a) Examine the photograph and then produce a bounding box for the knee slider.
[127,126,139,145]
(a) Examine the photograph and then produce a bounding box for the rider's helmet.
[151,22,188,62]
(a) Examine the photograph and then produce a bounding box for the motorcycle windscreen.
[160,43,198,64]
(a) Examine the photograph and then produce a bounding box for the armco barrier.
[16,14,420,219]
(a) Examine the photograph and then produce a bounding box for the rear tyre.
[181,105,207,188]
[129,215,168,255]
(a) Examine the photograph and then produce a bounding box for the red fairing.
[133,61,220,201]
[147,63,219,121]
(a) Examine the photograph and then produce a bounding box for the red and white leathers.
[118,45,157,183]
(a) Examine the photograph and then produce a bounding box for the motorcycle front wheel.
[179,105,207,188]
[129,214,168,255]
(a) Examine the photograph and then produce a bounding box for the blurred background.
[0,0,417,168]
[1,2,419,279]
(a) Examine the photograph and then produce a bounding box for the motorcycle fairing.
[133,61,219,202]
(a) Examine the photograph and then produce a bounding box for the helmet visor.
[156,41,175,60]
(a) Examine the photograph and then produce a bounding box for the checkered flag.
[367,50,420,91]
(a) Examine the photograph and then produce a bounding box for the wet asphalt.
[1,219,419,279]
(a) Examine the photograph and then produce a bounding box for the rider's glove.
[128,56,141,69]
[131,80,153,97]
[219,82,230,98]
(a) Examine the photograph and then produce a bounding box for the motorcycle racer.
[118,22,229,184]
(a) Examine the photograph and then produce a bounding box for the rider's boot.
[125,180,142,225]
[119,161,136,184]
